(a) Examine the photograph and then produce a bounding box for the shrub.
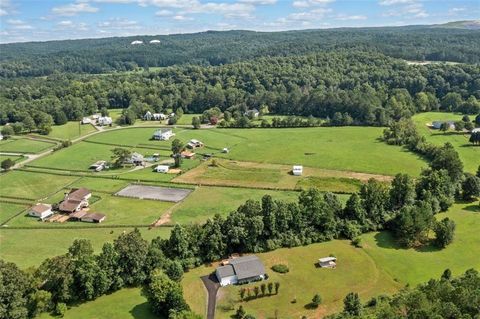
[351,237,362,248]
[55,303,67,317]
[271,264,289,274]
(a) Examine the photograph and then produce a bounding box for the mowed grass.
[0,155,25,163]
[0,171,78,200]
[49,122,96,140]
[362,202,480,286]
[183,241,400,318]
[171,186,300,224]
[0,227,171,269]
[0,202,27,224]
[0,138,55,153]
[38,288,157,319]
[412,112,480,173]
[86,127,426,176]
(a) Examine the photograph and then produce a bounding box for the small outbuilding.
[81,213,106,223]
[318,257,337,268]
[97,116,112,126]
[28,203,53,220]
[187,139,204,149]
[81,117,92,124]
[222,147,229,153]
[292,165,303,176]
[155,165,170,173]
[181,151,195,159]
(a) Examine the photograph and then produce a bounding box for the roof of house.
[82,213,106,221]
[156,165,169,170]
[181,151,195,157]
[69,188,91,200]
[59,199,83,212]
[223,255,265,281]
[30,203,52,214]
[293,165,303,170]
[319,257,337,263]
[70,210,87,219]
[217,265,236,278]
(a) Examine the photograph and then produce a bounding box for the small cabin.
[292,165,303,176]
[318,257,337,268]
[155,165,170,173]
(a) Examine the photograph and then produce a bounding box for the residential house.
[155,165,170,173]
[28,203,53,220]
[89,160,107,172]
[97,116,113,126]
[59,188,91,213]
[244,109,259,118]
[81,117,92,124]
[187,139,204,149]
[292,165,303,176]
[318,257,337,268]
[153,129,174,140]
[215,255,266,286]
[432,121,455,130]
[126,152,145,166]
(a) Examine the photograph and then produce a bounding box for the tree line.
[1,50,479,134]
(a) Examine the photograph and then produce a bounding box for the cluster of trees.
[0,231,198,319]
[239,282,280,301]
[326,269,480,319]
[1,27,479,77]
[1,51,480,130]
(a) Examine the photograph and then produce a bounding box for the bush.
[55,303,67,317]
[351,237,362,248]
[1,158,15,170]
[271,264,289,274]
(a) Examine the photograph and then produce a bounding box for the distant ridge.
[432,20,480,30]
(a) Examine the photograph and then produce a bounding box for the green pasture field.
[49,121,96,140]
[68,177,130,193]
[170,186,300,224]
[30,141,168,172]
[0,138,55,153]
[0,170,78,200]
[0,227,171,269]
[176,114,201,125]
[0,202,27,224]
[0,154,24,163]
[173,159,391,192]
[38,288,156,319]
[412,112,479,173]
[87,126,426,176]
[183,202,479,318]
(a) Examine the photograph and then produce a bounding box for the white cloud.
[335,14,367,20]
[58,20,74,27]
[6,19,33,30]
[52,2,99,16]
[155,9,174,16]
[382,1,428,18]
[379,0,414,5]
[0,8,7,16]
[238,0,277,4]
[172,15,193,21]
[293,0,335,8]
[98,18,140,30]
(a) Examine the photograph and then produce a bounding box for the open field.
[87,126,427,176]
[0,154,25,163]
[38,288,156,319]
[48,121,97,140]
[0,138,56,153]
[412,112,479,173]
[0,227,171,269]
[0,170,78,200]
[0,202,27,224]
[174,159,391,192]
[183,202,480,318]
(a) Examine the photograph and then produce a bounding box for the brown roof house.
[81,213,106,223]
[59,188,91,213]
[28,203,53,220]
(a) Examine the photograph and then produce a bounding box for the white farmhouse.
[97,116,112,126]
[292,165,303,176]
[153,129,174,141]
[28,203,53,220]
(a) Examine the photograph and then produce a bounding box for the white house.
[292,165,303,176]
[155,165,170,173]
[472,128,480,133]
[149,39,161,44]
[131,40,143,45]
[153,113,166,120]
[318,257,337,268]
[28,203,53,220]
[97,116,112,126]
[153,129,174,141]
[216,255,266,287]
[81,117,91,124]
[245,109,259,118]
[127,152,145,166]
[59,188,92,213]
[187,139,204,149]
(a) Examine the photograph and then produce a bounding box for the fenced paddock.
[115,184,192,202]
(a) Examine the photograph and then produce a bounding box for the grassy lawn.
[38,288,157,319]
[49,122,96,140]
[86,127,426,176]
[174,159,391,192]
[0,227,171,269]
[0,171,78,200]
[170,186,300,224]
[0,155,25,163]
[412,112,480,173]
[0,138,55,153]
[0,202,27,224]
[68,177,129,193]
[176,114,202,125]
[183,241,399,318]
[362,202,480,286]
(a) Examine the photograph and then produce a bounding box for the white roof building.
[292,165,303,176]
[155,165,170,173]
[28,203,53,220]
[153,129,174,141]
[97,116,112,126]
[150,39,161,44]
[131,40,143,45]
[318,257,337,268]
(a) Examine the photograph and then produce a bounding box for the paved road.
[201,273,220,319]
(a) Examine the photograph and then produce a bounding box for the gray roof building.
[216,255,266,286]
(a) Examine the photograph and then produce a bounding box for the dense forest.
[1,50,479,133]
[1,26,479,77]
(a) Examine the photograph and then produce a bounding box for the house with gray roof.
[215,255,266,286]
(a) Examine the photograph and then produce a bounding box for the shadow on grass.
[130,302,157,319]
[304,302,319,310]
[462,204,480,213]
[373,231,401,250]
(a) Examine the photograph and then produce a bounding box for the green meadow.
[48,121,97,140]
[0,202,27,224]
[0,138,55,153]
[412,112,479,173]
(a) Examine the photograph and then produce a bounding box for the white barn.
[153,129,174,141]
[292,165,303,176]
[216,255,266,287]
[155,165,170,173]
[28,204,53,220]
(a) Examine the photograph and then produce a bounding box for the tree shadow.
[304,302,319,310]
[129,302,157,319]
[462,204,480,213]
[373,231,401,250]
[414,240,442,253]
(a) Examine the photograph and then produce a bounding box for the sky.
[0,0,478,43]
